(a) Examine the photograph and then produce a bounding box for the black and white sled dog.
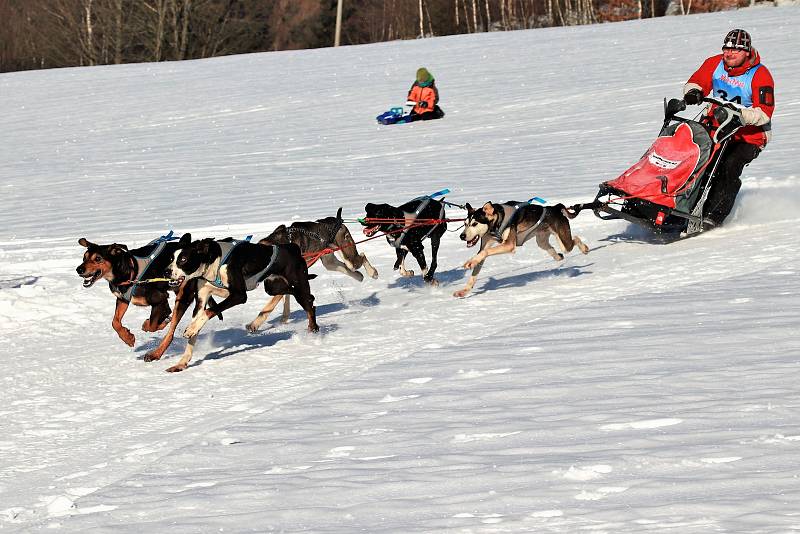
[360,197,447,285]
[258,208,378,322]
[454,201,589,297]
[167,238,318,372]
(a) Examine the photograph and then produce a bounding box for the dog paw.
[119,329,135,347]
[183,324,200,339]
[424,277,439,287]
[400,270,414,278]
[369,270,379,279]
[245,322,259,333]
[165,364,187,373]
[556,253,565,261]
[453,289,470,298]
[308,323,320,333]
[144,351,162,362]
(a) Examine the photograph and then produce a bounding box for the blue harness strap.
[490,201,547,243]
[245,246,279,291]
[392,196,432,249]
[117,231,178,302]
[209,237,251,289]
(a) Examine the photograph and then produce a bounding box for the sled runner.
[585,96,745,236]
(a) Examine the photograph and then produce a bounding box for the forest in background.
[1,0,755,73]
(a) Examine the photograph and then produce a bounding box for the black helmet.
[723,29,751,52]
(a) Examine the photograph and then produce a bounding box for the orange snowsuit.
[407,82,439,115]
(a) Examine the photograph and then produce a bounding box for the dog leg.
[537,233,564,261]
[246,294,284,332]
[455,259,486,297]
[338,232,378,279]
[282,294,291,323]
[142,298,171,332]
[573,235,590,254]
[111,298,135,347]
[145,283,194,362]
[166,335,196,373]
[395,249,414,277]
[290,276,319,333]
[423,232,441,285]
[409,242,428,277]
[456,236,492,297]
[182,283,215,339]
[321,253,364,282]
[360,254,379,279]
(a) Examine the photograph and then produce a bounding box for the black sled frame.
[586,96,744,236]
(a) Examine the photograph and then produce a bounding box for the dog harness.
[389,197,445,249]
[287,217,342,249]
[490,202,547,245]
[112,231,176,302]
[207,238,277,291]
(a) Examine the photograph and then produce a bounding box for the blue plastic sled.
[376,107,413,125]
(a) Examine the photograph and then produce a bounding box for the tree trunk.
[84,0,95,65]
[418,0,424,37]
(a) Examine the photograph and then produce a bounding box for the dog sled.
[581,96,745,236]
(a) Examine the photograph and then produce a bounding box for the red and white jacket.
[684,49,775,148]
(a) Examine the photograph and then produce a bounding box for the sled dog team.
[77,196,588,372]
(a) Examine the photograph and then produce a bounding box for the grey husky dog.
[454,201,589,297]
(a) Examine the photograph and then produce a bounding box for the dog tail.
[554,203,580,219]
[336,207,343,222]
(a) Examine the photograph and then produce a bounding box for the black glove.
[419,101,428,109]
[684,88,704,105]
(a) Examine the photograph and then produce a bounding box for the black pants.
[704,142,760,224]
[409,105,445,122]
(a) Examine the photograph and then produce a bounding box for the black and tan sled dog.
[361,197,447,285]
[454,201,589,297]
[258,208,378,322]
[167,238,318,372]
[77,233,209,362]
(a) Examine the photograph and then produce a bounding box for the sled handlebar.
[701,96,742,112]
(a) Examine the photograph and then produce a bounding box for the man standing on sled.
[682,29,775,226]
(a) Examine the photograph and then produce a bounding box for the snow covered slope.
[1,6,799,532]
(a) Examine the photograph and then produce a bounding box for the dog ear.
[179,233,192,245]
[78,238,93,248]
[109,244,128,256]
[199,239,213,257]
[482,202,495,217]
[465,203,474,216]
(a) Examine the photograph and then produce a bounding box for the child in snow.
[406,67,445,122]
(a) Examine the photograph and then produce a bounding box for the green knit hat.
[416,67,433,84]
